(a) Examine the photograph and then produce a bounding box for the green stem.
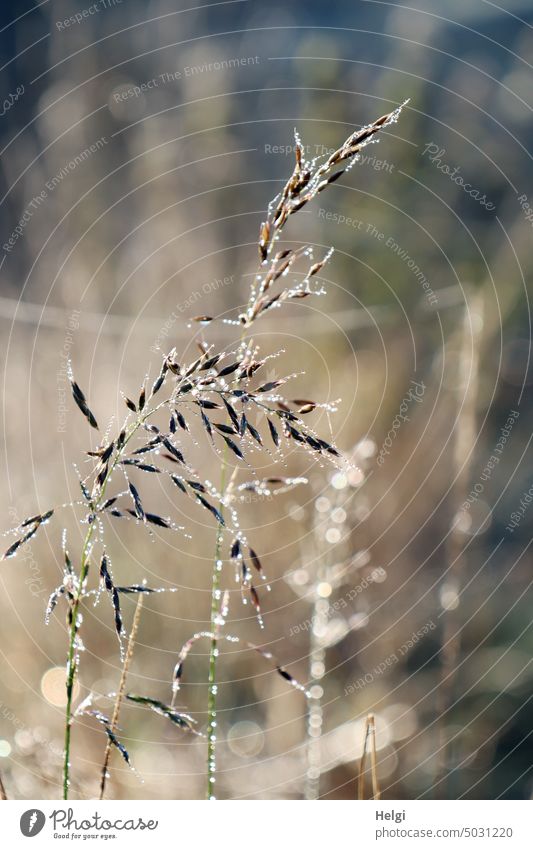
[62,525,93,800]
[206,448,228,800]
[62,400,164,800]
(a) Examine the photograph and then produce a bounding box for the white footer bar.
[1,800,530,848]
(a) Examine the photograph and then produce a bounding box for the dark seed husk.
[120,460,161,474]
[70,378,99,429]
[197,399,220,410]
[162,439,185,464]
[256,380,283,394]
[242,560,251,584]
[201,412,213,440]
[106,728,131,766]
[223,398,240,430]
[21,509,53,528]
[64,547,73,575]
[186,480,206,493]
[162,453,181,465]
[250,585,261,612]
[45,585,65,624]
[214,422,236,436]
[170,475,187,494]
[152,375,165,397]
[126,694,199,734]
[3,538,23,559]
[196,495,225,526]
[112,587,123,636]
[88,711,133,767]
[97,442,115,464]
[201,354,221,371]
[2,510,54,559]
[185,357,202,377]
[249,547,263,574]
[132,437,161,455]
[100,553,114,592]
[175,410,188,431]
[80,479,92,502]
[96,463,109,488]
[316,437,339,456]
[129,482,145,521]
[151,360,168,397]
[277,667,294,684]
[245,420,262,445]
[218,361,241,377]
[223,436,244,460]
[288,426,305,443]
[268,418,280,447]
[145,513,171,528]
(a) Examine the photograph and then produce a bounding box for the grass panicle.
[1,101,406,799]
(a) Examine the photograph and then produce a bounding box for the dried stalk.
[99,591,144,799]
[358,714,380,800]
[436,292,484,797]
[0,770,7,800]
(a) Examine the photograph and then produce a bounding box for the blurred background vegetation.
[0,0,532,800]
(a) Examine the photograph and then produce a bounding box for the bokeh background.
[0,0,532,800]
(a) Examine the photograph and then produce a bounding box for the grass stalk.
[63,526,93,800]
[358,714,380,800]
[99,591,144,799]
[304,620,325,799]
[436,292,483,797]
[304,485,346,799]
[304,553,328,800]
[206,448,228,800]
[62,405,163,799]
[1,103,406,801]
